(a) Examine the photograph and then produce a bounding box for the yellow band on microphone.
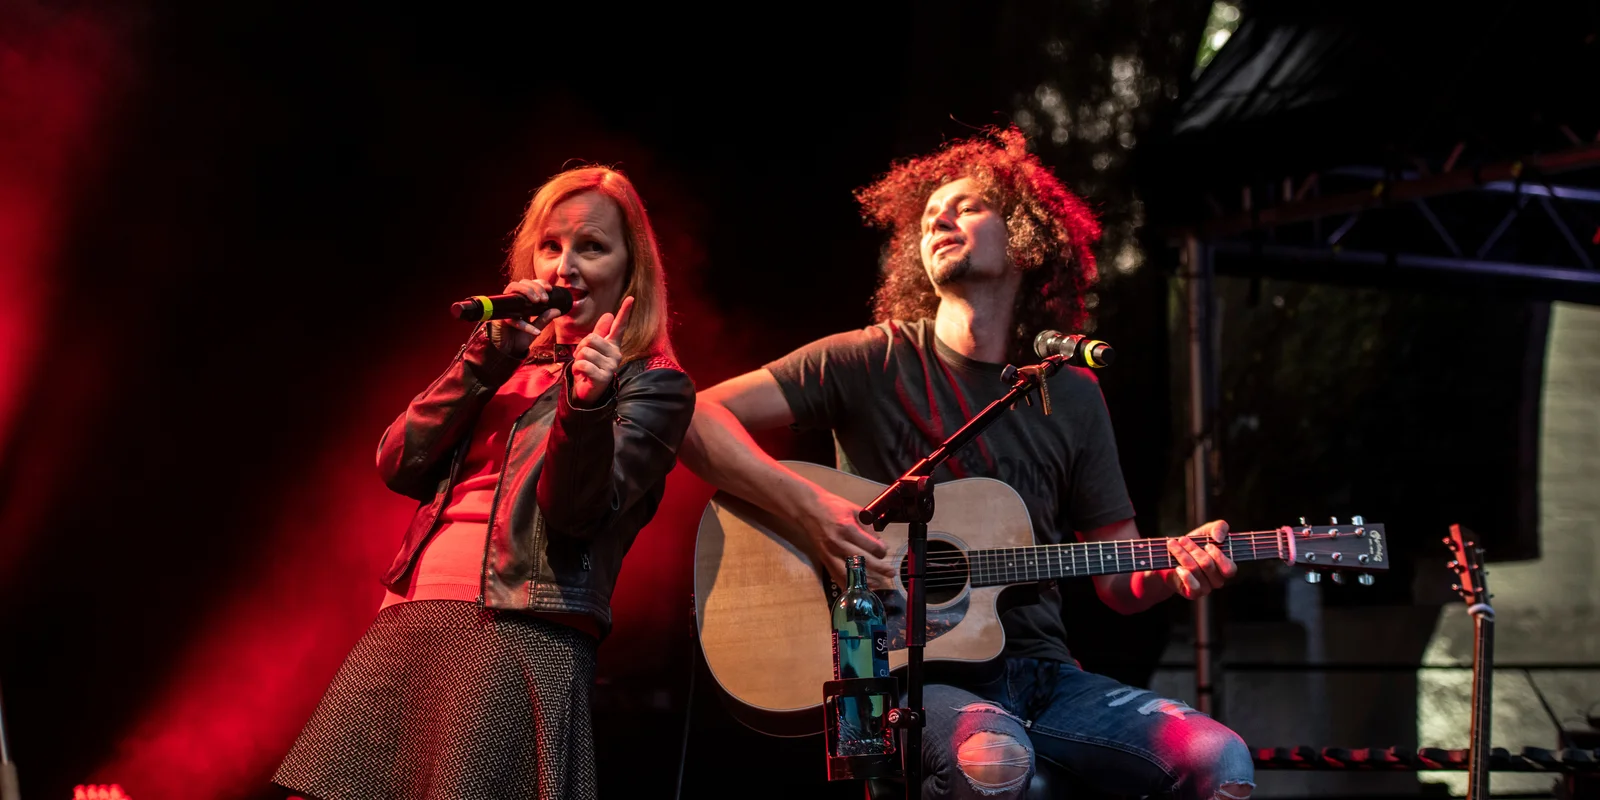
[474,295,494,320]
[1082,340,1104,368]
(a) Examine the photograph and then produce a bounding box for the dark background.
[2,1,1591,798]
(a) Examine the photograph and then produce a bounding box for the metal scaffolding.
[1171,139,1600,717]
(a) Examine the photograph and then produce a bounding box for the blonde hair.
[507,166,675,362]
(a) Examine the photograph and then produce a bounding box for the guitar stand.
[856,354,1067,800]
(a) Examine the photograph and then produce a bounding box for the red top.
[382,359,599,637]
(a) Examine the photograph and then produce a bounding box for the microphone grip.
[451,298,488,320]
[451,287,573,321]
[1032,330,1115,368]
[1080,340,1114,368]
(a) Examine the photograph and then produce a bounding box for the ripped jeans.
[917,658,1254,800]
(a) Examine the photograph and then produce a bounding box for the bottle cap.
[845,554,864,569]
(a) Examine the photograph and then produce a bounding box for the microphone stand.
[858,354,1068,800]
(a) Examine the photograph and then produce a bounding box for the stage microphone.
[1033,330,1115,368]
[451,287,573,322]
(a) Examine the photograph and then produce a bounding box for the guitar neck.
[967,530,1290,588]
[1466,612,1494,800]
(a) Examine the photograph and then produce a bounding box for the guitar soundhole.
[903,540,967,605]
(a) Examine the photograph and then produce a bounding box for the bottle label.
[831,630,842,680]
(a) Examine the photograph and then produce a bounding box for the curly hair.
[855,127,1101,361]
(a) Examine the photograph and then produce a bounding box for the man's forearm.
[1085,518,1179,614]
[678,400,816,520]
[1095,569,1176,615]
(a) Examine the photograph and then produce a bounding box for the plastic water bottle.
[831,554,891,756]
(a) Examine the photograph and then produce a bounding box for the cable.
[1523,669,1567,748]
[0,677,17,800]
[0,678,11,763]
[674,595,698,800]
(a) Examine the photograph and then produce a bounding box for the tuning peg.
[1451,583,1461,592]
[1330,517,1339,525]
[1352,515,1364,525]
[1444,537,1458,549]
[1299,517,1307,526]
[1304,571,1322,584]
[1330,572,1346,585]
[1448,560,1460,569]
[1357,574,1374,586]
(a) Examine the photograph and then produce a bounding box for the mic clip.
[1000,356,1066,416]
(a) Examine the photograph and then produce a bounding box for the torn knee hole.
[956,731,1030,792]
[1215,783,1253,800]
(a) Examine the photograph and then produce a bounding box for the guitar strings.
[904,533,1372,590]
[912,531,1285,567]
[911,551,1279,589]
[927,535,1283,566]
[915,545,1283,573]
[894,532,1294,590]
[838,529,1369,591]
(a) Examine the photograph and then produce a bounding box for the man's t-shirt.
[765,318,1136,664]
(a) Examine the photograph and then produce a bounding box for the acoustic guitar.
[693,461,1389,735]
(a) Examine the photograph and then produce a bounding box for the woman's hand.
[488,278,563,355]
[570,296,634,406]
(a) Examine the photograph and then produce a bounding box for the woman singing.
[275,166,694,800]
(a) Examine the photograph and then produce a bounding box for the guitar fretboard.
[963,530,1289,588]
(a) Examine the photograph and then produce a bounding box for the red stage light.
[72,785,132,800]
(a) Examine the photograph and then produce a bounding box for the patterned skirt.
[274,600,598,800]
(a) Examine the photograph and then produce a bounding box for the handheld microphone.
[451,287,573,321]
[1033,330,1115,368]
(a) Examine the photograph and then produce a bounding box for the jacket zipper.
[478,412,523,605]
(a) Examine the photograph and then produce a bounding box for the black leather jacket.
[376,324,694,637]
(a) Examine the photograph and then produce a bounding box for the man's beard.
[928,253,973,286]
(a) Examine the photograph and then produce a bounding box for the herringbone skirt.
[274,600,598,800]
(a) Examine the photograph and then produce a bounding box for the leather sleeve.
[537,358,696,539]
[375,324,524,500]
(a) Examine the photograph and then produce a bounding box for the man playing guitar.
[679,128,1254,800]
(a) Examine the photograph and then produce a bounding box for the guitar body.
[693,461,1035,736]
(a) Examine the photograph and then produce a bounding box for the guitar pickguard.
[882,589,966,651]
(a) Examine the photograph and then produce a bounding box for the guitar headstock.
[1444,523,1491,606]
[1288,516,1388,586]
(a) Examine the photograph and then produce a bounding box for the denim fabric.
[917,659,1254,799]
